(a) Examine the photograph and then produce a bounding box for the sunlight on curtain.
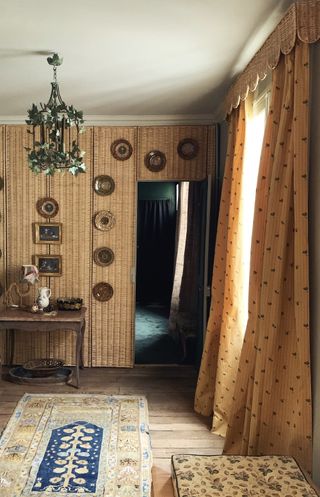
[240,97,268,336]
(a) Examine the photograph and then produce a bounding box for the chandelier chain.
[53,65,57,84]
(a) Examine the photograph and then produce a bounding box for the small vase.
[37,287,51,311]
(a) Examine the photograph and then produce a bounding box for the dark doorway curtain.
[136,199,176,306]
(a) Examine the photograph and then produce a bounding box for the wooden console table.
[0,307,86,388]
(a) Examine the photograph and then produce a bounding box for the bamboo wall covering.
[0,124,215,367]
[5,126,49,364]
[47,127,93,366]
[0,126,6,363]
[207,126,216,177]
[137,126,208,180]
[92,127,137,367]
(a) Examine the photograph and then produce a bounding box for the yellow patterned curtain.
[223,40,312,471]
[194,101,247,427]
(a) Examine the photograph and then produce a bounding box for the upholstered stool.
[171,454,318,497]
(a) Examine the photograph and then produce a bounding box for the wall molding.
[0,114,216,126]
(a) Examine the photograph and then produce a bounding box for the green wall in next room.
[138,182,177,201]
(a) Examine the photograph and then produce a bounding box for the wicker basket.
[56,298,83,311]
[23,358,64,377]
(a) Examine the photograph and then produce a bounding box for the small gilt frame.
[33,223,62,245]
[34,255,62,277]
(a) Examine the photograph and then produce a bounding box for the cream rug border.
[0,393,153,496]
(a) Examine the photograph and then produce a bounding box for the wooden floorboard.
[0,365,223,497]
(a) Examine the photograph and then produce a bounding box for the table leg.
[74,326,83,389]
[9,330,15,366]
[80,320,85,369]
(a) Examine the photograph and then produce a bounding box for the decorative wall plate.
[93,175,115,196]
[144,150,167,172]
[93,247,115,267]
[177,138,199,160]
[92,282,113,302]
[36,197,59,218]
[94,210,116,231]
[110,139,133,161]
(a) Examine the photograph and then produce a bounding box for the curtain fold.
[169,182,203,337]
[136,199,176,306]
[223,40,312,471]
[169,183,189,336]
[194,101,247,431]
[179,182,203,319]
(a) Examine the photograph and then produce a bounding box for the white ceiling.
[0,0,294,122]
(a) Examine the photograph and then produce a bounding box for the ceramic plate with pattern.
[144,150,167,172]
[36,197,59,219]
[177,138,199,160]
[92,282,114,302]
[94,210,116,232]
[93,175,115,196]
[110,139,133,161]
[93,247,115,267]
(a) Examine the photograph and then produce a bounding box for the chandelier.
[26,53,86,176]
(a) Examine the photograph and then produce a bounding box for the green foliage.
[26,103,85,131]
[27,140,86,176]
[26,101,86,175]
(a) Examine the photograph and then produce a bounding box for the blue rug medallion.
[32,421,103,493]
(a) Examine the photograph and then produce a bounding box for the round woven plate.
[36,197,59,218]
[93,175,115,196]
[92,282,114,302]
[94,210,116,231]
[93,247,115,267]
[110,139,133,161]
[177,138,199,160]
[145,150,167,172]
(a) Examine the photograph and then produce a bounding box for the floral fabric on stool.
[171,455,318,497]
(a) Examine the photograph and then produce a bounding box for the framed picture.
[34,255,62,277]
[33,223,62,244]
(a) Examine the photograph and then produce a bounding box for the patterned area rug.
[0,394,152,497]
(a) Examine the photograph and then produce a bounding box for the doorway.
[135,182,178,363]
[135,180,210,365]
